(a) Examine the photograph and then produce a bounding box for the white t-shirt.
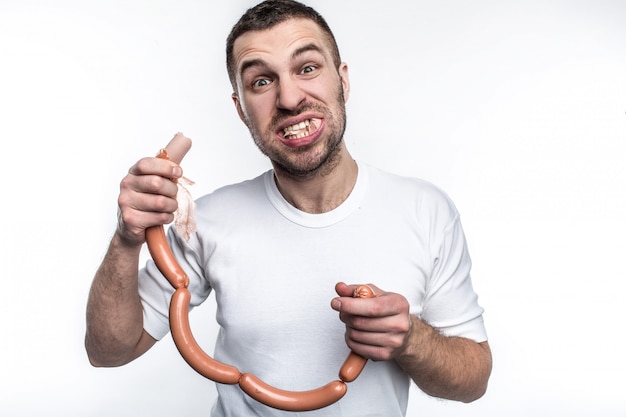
[139,163,487,416]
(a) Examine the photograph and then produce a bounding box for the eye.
[252,78,271,88]
[300,65,317,75]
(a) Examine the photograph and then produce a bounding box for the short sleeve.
[421,213,488,342]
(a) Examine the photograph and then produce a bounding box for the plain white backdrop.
[1,0,625,415]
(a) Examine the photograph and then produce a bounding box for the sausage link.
[239,373,347,411]
[145,226,189,289]
[170,288,242,384]
[338,285,375,382]
[145,135,239,384]
[160,132,192,165]
[145,133,193,289]
[353,284,375,299]
[338,351,368,383]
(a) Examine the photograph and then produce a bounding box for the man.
[85,1,492,415]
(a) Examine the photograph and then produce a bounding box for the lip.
[275,114,325,148]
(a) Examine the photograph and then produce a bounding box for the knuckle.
[118,207,138,226]
[389,335,405,350]
[351,315,367,330]
[134,157,153,173]
[119,175,132,190]
[156,195,178,214]
[156,211,174,225]
[338,311,351,325]
[147,175,165,193]
[117,193,129,208]
[392,317,410,334]
[152,194,170,212]
[369,303,385,317]
[376,348,393,362]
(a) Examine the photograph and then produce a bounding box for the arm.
[395,315,491,402]
[85,234,157,366]
[331,282,492,403]
[85,154,184,367]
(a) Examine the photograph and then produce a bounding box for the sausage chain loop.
[145,147,374,412]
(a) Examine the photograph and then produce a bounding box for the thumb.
[335,282,382,298]
[334,281,355,297]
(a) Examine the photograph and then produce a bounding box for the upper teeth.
[283,120,310,135]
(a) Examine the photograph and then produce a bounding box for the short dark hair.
[226,0,342,91]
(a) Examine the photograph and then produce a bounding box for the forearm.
[85,233,150,367]
[395,315,492,403]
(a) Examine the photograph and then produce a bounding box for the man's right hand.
[116,156,184,247]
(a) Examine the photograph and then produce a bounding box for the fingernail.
[331,298,341,310]
[172,166,182,178]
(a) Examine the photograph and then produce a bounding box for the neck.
[273,146,358,214]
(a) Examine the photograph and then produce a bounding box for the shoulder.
[186,171,274,245]
[365,164,459,219]
[195,171,270,211]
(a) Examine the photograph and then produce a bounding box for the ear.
[338,62,350,103]
[232,92,247,124]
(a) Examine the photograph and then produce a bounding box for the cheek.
[243,97,272,128]
[309,75,344,106]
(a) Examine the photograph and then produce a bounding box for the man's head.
[226,0,341,93]
[225,0,350,179]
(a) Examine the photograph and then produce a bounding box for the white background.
[1,0,625,416]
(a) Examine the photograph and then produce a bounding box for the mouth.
[280,118,321,141]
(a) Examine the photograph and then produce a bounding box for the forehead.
[232,18,332,71]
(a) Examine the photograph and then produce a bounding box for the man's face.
[231,18,350,178]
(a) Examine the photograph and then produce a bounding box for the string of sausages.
[144,134,373,411]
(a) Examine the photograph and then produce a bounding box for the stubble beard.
[246,90,347,181]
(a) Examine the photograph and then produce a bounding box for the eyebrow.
[240,58,267,77]
[291,43,324,61]
[239,43,325,77]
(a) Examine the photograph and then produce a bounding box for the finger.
[119,206,176,230]
[346,329,395,350]
[129,157,182,180]
[334,294,394,318]
[335,282,382,298]
[344,313,410,336]
[117,202,176,243]
[119,174,180,218]
[332,282,382,312]
[337,294,410,333]
[332,283,368,312]
[344,317,411,361]
[129,189,179,214]
[334,282,355,297]
[344,338,398,362]
[118,177,179,226]
[130,173,180,199]
[118,189,177,223]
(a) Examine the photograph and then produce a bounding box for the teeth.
[284,119,310,133]
[287,131,308,139]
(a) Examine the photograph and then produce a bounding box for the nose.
[276,76,306,111]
